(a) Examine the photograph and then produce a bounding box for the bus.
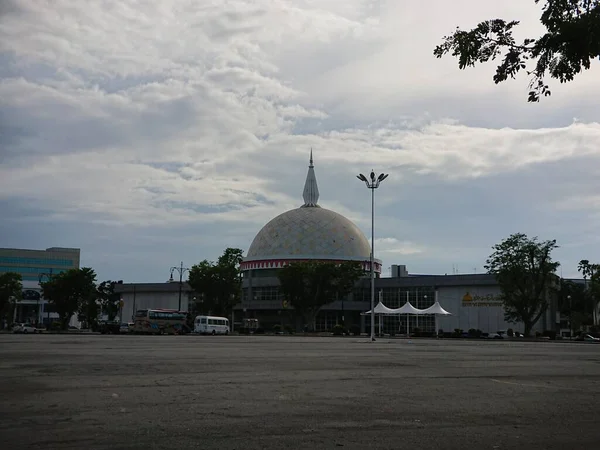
[194,315,230,335]
[133,309,189,335]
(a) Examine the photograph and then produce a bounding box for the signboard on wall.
[462,292,503,307]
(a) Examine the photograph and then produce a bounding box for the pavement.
[1,335,599,450]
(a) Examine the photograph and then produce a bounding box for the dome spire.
[302,148,320,207]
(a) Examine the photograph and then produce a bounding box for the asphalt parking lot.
[1,335,599,450]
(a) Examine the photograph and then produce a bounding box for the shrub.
[350,324,361,336]
[332,324,345,336]
[542,330,557,340]
[507,328,514,337]
[412,327,421,337]
[272,324,282,334]
[254,327,265,334]
[284,325,294,335]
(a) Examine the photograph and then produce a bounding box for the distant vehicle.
[98,321,121,334]
[239,318,260,335]
[120,322,134,333]
[576,334,600,342]
[487,332,504,340]
[194,315,230,335]
[133,309,189,335]
[12,323,38,334]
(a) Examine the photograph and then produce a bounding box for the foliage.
[188,248,244,317]
[433,1,600,102]
[78,295,100,329]
[97,280,121,321]
[559,279,588,315]
[332,324,345,336]
[277,261,364,330]
[0,272,22,324]
[40,268,97,330]
[485,233,560,336]
[577,259,600,322]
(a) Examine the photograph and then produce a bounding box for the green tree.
[188,248,244,317]
[78,296,100,329]
[0,272,23,327]
[433,1,600,102]
[40,268,98,330]
[278,261,364,331]
[559,279,591,333]
[577,259,600,321]
[485,233,560,336]
[97,280,121,321]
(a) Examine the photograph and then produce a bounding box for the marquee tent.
[392,301,422,315]
[420,299,452,335]
[361,291,452,337]
[362,300,397,315]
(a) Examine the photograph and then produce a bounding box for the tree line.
[0,270,122,330]
[2,233,598,335]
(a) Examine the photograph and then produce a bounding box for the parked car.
[120,322,134,333]
[577,334,600,342]
[98,321,121,334]
[13,323,38,333]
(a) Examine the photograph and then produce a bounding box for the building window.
[0,257,74,266]
[0,266,68,275]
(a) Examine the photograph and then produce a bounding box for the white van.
[194,315,230,335]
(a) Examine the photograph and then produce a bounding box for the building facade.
[114,282,195,323]
[231,155,560,335]
[0,247,81,325]
[238,152,380,330]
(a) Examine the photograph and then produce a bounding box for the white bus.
[194,315,230,335]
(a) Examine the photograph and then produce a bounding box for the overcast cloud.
[1,0,599,281]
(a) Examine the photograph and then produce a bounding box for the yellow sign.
[119,299,124,308]
[462,292,502,307]
[282,300,289,309]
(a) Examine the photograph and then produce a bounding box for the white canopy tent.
[362,297,397,335]
[420,297,452,336]
[391,301,421,336]
[363,300,397,315]
[361,290,452,337]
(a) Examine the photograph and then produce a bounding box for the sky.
[1,0,599,282]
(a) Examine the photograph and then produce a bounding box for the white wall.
[437,285,525,334]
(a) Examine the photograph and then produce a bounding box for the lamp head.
[357,174,367,182]
[378,173,388,182]
[370,170,375,181]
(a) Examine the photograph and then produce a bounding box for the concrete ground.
[1,335,599,450]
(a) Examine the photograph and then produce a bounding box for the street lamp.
[169,262,190,312]
[567,294,572,340]
[357,170,389,342]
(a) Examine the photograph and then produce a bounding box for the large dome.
[241,151,381,273]
[245,206,371,261]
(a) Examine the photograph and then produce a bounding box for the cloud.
[374,238,424,256]
[1,0,600,282]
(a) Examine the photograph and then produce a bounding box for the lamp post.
[169,262,190,312]
[357,170,389,342]
[567,294,572,340]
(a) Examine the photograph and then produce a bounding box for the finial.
[302,149,320,207]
